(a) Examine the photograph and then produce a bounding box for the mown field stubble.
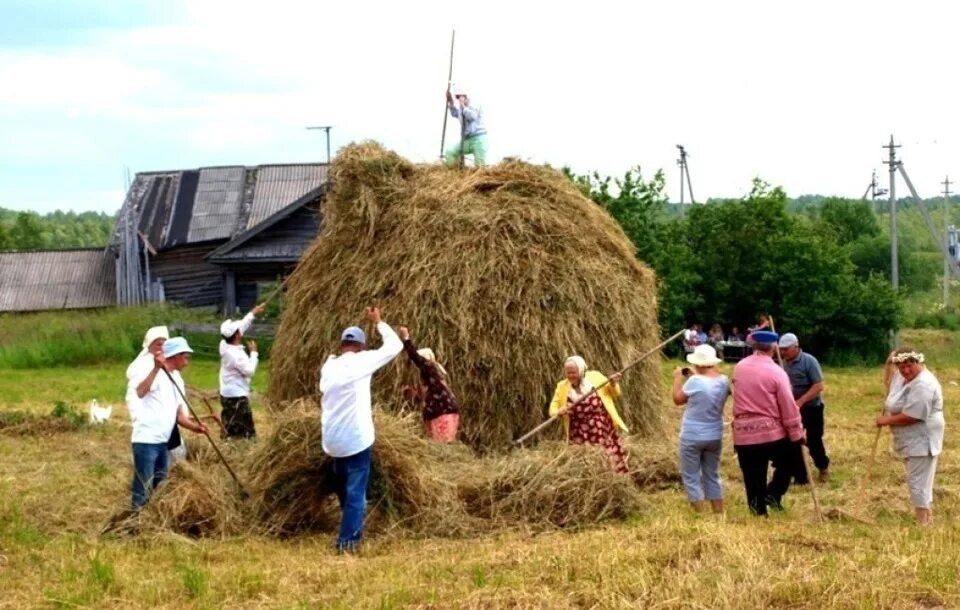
[0,330,958,609]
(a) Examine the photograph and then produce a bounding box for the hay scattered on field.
[121,408,672,539]
[138,460,247,538]
[245,401,474,537]
[624,436,683,490]
[268,142,662,451]
[0,414,82,437]
[460,442,646,528]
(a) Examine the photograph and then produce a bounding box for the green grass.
[0,305,218,369]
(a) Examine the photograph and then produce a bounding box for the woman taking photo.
[672,344,730,513]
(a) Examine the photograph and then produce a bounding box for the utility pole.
[862,169,887,214]
[883,135,901,294]
[676,145,695,217]
[943,176,952,308]
[306,126,333,163]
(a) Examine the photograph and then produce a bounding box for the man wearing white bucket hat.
[672,344,730,514]
[218,303,266,439]
[444,83,487,168]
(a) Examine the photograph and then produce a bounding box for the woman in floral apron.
[548,355,629,473]
[398,326,460,442]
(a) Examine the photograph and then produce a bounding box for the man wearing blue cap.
[319,306,403,552]
[129,336,209,508]
[731,330,804,516]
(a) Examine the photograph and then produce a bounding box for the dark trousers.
[793,403,830,483]
[331,446,373,551]
[131,442,169,508]
[220,395,256,439]
[735,438,795,516]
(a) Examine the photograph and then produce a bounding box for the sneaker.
[818,469,830,484]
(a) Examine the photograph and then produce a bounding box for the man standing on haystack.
[218,303,266,439]
[319,306,403,553]
[731,330,804,516]
[443,84,487,168]
[129,337,208,509]
[779,333,831,484]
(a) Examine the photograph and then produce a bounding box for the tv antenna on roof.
[306,126,333,164]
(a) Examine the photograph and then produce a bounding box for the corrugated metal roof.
[0,249,115,312]
[114,163,328,251]
[186,167,245,243]
[247,165,328,229]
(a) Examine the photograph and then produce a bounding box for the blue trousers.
[331,446,373,551]
[131,442,169,508]
[679,438,723,502]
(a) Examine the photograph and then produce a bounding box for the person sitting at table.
[727,326,745,343]
[683,323,701,356]
[708,323,725,358]
[696,324,708,345]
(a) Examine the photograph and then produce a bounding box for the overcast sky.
[2,0,959,214]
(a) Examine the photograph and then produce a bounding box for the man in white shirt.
[319,306,403,552]
[218,304,266,439]
[129,337,208,508]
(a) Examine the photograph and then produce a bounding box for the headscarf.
[417,348,448,378]
[142,326,169,349]
[564,355,593,402]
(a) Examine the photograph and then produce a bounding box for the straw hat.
[686,344,722,367]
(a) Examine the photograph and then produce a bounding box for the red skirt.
[568,394,629,473]
[425,413,460,443]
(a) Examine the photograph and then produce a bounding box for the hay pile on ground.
[460,442,647,528]
[268,142,662,450]
[244,400,472,536]
[129,409,667,539]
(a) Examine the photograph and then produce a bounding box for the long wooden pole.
[769,316,824,523]
[440,30,455,159]
[162,368,247,496]
[513,329,686,445]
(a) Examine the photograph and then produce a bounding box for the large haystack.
[269,142,661,450]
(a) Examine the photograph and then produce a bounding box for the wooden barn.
[0,248,115,312]
[112,163,328,313]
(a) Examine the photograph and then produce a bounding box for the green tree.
[10,212,44,250]
[816,198,880,244]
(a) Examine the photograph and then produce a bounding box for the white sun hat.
[686,344,722,367]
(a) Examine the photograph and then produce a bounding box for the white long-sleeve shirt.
[130,366,185,444]
[219,312,258,397]
[318,321,403,457]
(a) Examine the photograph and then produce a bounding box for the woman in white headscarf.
[549,355,629,473]
[125,326,187,461]
[397,326,460,442]
[877,346,945,526]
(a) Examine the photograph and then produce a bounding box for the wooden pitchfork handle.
[513,329,686,445]
[162,368,247,496]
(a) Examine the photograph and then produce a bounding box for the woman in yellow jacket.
[549,355,630,473]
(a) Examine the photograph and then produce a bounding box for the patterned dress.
[568,393,629,473]
[403,339,461,442]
